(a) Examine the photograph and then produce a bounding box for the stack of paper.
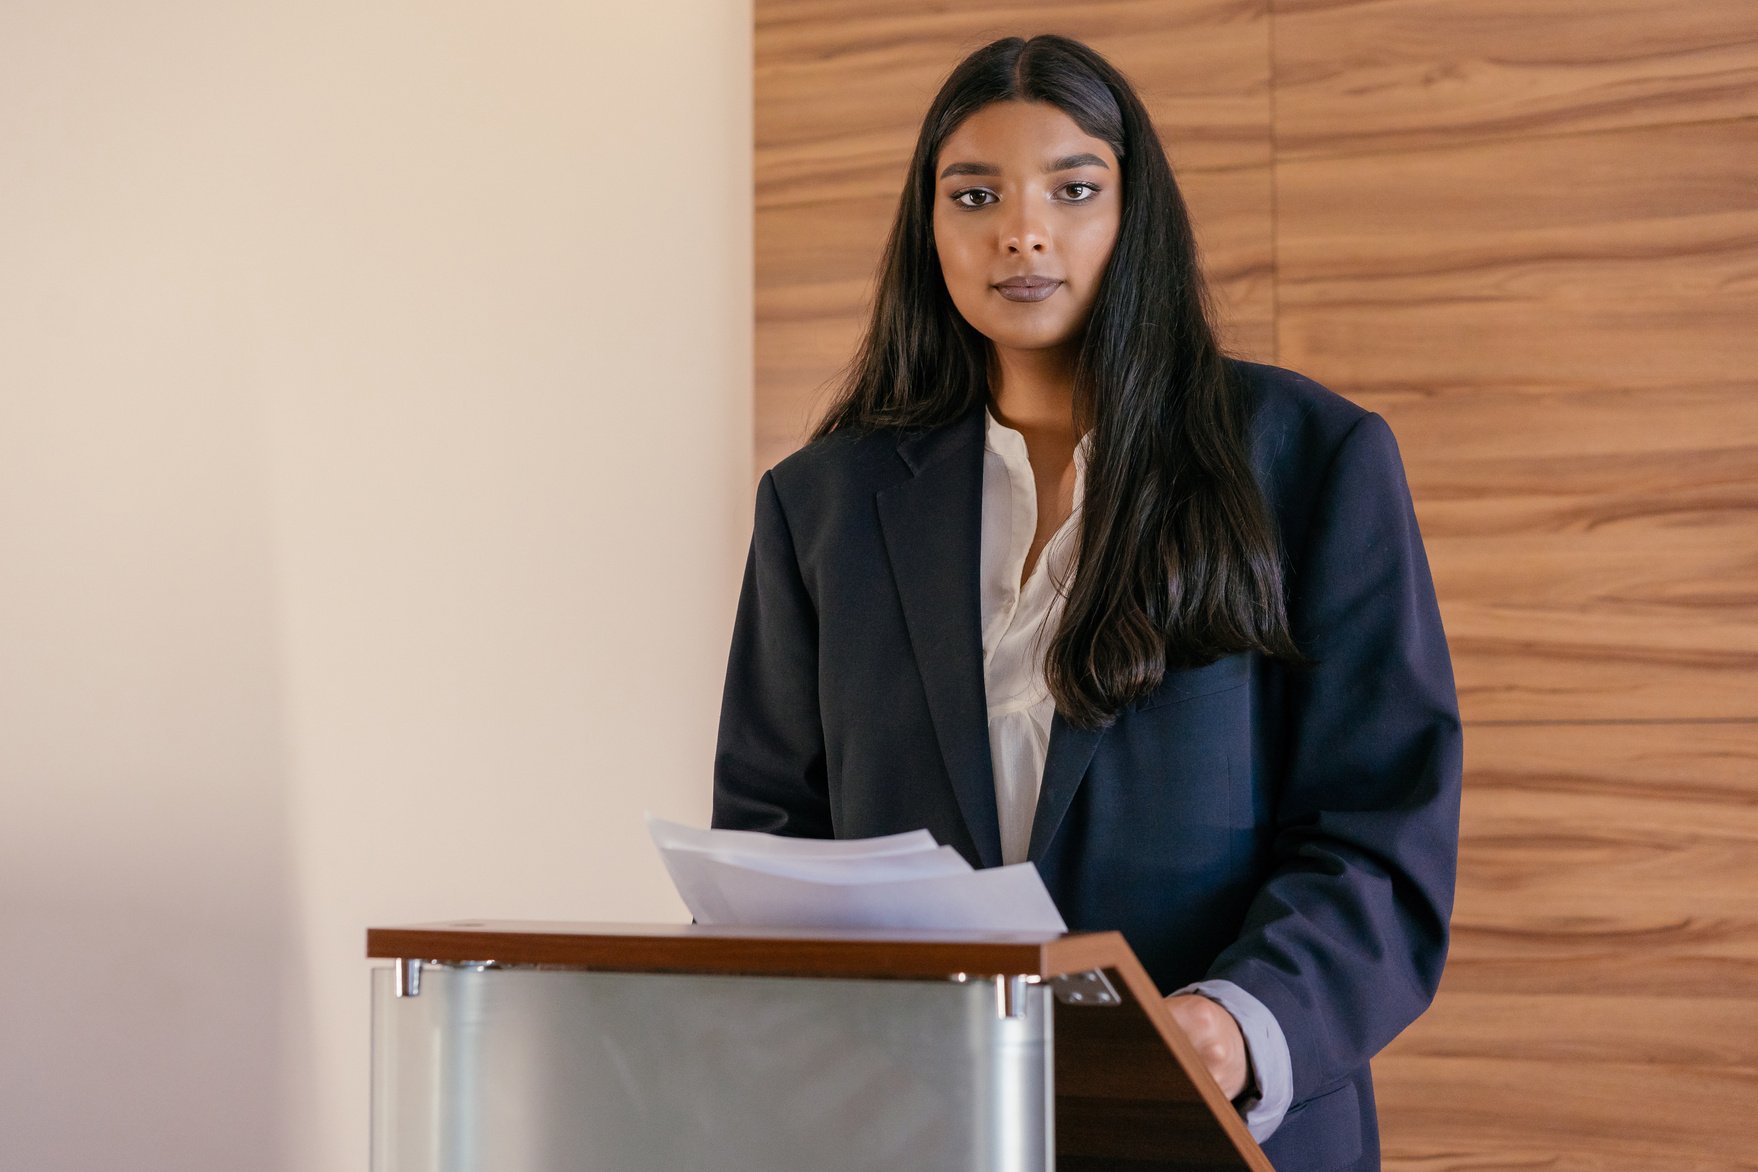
[647,815,1067,933]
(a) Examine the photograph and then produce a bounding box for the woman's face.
[931,100,1122,364]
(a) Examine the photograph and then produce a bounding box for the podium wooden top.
[366,920,1134,981]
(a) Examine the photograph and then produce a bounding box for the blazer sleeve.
[711,468,834,838]
[1206,410,1464,1103]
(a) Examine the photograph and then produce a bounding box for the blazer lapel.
[875,403,1004,869]
[1026,712,1105,863]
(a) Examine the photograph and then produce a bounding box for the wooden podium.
[367,921,1272,1171]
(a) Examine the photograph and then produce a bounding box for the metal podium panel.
[371,964,1052,1172]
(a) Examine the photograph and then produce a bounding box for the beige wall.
[0,2,752,1169]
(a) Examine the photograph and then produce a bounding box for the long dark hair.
[813,34,1305,729]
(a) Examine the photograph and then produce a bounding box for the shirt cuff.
[1172,978,1293,1144]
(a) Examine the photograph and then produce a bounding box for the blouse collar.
[982,404,1095,492]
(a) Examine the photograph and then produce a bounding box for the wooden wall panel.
[1375,722,1758,1166]
[1275,118,1758,722]
[1274,0,1758,1167]
[1271,0,1758,157]
[756,0,1276,473]
[1376,1053,1757,1170]
[1439,723,1758,998]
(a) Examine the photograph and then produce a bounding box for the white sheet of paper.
[658,845,973,926]
[716,845,971,884]
[683,855,1068,933]
[645,812,938,859]
[649,814,1067,933]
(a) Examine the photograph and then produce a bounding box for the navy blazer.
[713,358,1463,1172]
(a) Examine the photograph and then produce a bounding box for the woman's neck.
[987,344,1078,440]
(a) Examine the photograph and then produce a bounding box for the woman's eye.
[950,184,1098,209]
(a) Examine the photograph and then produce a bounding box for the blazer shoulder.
[767,425,905,493]
[1237,358,1399,484]
[759,424,913,545]
[1230,356,1372,454]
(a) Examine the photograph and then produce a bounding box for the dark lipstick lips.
[994,277,1061,303]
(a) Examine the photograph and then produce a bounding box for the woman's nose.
[1001,199,1050,253]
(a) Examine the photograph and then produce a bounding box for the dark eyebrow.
[937,152,1111,180]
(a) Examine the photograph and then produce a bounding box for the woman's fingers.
[1164,992,1249,1100]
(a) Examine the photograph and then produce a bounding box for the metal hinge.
[1050,969,1120,1007]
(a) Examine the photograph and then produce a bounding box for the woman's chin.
[980,328,1082,356]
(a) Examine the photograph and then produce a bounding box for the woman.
[713,33,1461,1172]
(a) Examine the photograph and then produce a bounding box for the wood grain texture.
[368,920,1072,976]
[756,0,1275,472]
[1057,962,1274,1169]
[1273,118,1758,389]
[1274,116,1758,722]
[1271,0,1758,157]
[1374,721,1758,1166]
[1377,1054,1758,1169]
[1444,722,1758,997]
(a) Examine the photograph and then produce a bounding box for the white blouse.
[978,406,1090,867]
[977,404,1293,1142]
